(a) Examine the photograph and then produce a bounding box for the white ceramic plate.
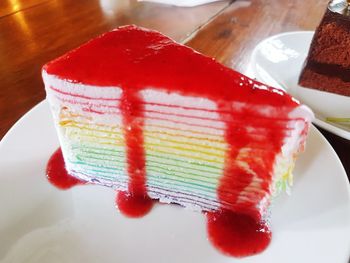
[250,31,350,140]
[0,101,350,263]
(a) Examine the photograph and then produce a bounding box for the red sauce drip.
[206,100,288,256]
[206,210,271,257]
[115,89,154,218]
[46,148,86,189]
[217,108,285,217]
[116,191,154,218]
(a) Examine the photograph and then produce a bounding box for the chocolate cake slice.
[299,0,350,97]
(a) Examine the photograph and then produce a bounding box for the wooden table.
[0,0,349,181]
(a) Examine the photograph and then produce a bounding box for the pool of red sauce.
[44,25,301,257]
[46,148,86,189]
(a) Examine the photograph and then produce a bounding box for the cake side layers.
[44,73,128,188]
[44,72,312,218]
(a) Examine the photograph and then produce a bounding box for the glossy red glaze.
[46,148,86,189]
[43,25,298,107]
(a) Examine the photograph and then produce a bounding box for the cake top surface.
[43,25,298,107]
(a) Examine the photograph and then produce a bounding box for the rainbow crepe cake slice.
[43,25,313,223]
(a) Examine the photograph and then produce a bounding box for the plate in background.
[251,31,350,140]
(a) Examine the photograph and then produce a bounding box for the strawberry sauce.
[206,210,271,257]
[116,89,154,217]
[46,148,86,189]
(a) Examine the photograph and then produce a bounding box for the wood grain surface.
[0,0,349,179]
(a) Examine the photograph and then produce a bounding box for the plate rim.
[250,30,350,140]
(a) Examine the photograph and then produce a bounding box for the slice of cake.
[43,25,313,257]
[299,0,350,97]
